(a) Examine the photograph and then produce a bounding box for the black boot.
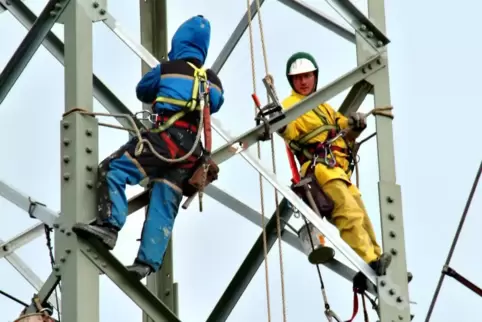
[126,260,153,280]
[72,222,118,250]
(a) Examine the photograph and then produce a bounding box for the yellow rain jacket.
[280,90,357,187]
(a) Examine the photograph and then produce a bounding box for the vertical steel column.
[57,0,99,321]
[139,1,178,321]
[358,0,411,320]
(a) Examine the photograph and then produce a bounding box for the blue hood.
[168,15,211,65]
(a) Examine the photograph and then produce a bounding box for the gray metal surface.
[0,0,72,104]
[56,1,100,320]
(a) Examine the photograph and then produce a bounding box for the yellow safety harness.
[151,61,208,133]
[287,108,353,171]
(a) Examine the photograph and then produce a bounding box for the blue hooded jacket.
[136,15,224,116]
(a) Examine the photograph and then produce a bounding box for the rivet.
[60,257,66,263]
[86,181,94,189]
[85,129,93,136]
[389,289,395,296]
[53,224,60,229]
[85,147,92,154]
[63,173,70,181]
[86,165,93,172]
[60,228,65,233]
[386,196,394,203]
[65,249,71,254]
[389,231,396,238]
[63,138,71,146]
[62,122,70,129]
[388,213,395,220]
[100,9,106,15]
[377,41,383,47]
[92,2,99,8]
[391,248,398,256]
[63,156,70,163]
[66,231,72,236]
[367,31,374,38]
[380,280,386,287]
[396,296,403,303]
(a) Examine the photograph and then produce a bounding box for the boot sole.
[72,223,116,250]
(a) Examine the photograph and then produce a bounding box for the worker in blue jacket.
[73,15,224,280]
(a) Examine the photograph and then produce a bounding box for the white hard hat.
[287,58,317,76]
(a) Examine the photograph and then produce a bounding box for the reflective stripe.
[152,62,208,132]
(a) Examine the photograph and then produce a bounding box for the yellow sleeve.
[279,96,301,141]
[321,103,348,130]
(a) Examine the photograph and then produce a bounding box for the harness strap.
[345,288,369,322]
[151,62,208,133]
[154,62,207,112]
[154,116,197,132]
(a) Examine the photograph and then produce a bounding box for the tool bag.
[291,162,334,220]
[182,155,219,197]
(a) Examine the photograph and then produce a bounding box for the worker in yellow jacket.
[279,52,391,276]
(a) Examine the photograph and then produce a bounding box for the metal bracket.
[58,0,108,24]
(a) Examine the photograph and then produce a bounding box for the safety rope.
[253,0,288,320]
[62,109,203,164]
[247,2,272,320]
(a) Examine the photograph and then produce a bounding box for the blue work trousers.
[97,128,200,271]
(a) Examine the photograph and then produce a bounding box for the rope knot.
[370,105,394,119]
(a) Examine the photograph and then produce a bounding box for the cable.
[44,225,61,321]
[0,289,29,307]
[425,160,482,321]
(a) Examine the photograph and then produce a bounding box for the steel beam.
[25,271,61,313]
[0,180,59,227]
[211,0,266,74]
[0,236,60,312]
[56,1,100,321]
[338,80,373,115]
[0,0,72,104]
[358,0,411,319]
[277,0,355,43]
[325,0,389,49]
[2,0,135,130]
[210,54,385,166]
[78,236,180,322]
[206,199,294,321]
[0,223,44,259]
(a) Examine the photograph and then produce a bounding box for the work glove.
[348,112,367,132]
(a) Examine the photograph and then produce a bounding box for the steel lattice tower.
[0,0,412,321]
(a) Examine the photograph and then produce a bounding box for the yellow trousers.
[322,179,382,264]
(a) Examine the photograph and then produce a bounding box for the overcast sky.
[1,0,482,321]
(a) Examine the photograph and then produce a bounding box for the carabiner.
[312,154,319,168]
[325,309,343,322]
[134,110,157,124]
[323,145,337,168]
